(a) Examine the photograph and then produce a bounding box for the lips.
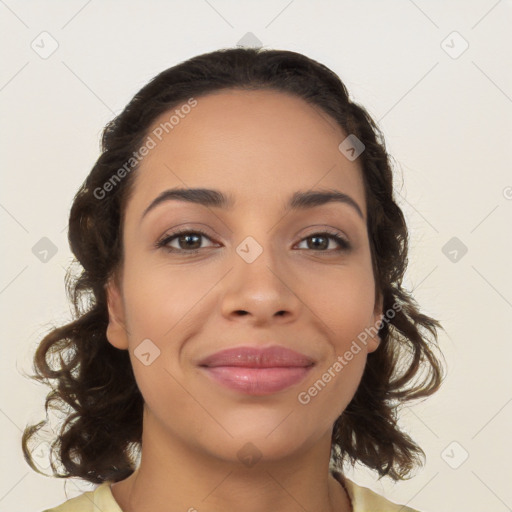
[198,345,315,368]
[198,345,315,395]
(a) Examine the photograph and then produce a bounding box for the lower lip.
[201,366,313,395]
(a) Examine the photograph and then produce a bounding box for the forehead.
[126,89,366,218]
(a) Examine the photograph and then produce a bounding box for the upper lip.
[198,345,315,368]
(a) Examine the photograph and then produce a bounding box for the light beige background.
[1,1,511,511]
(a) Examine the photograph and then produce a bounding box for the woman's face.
[106,89,382,463]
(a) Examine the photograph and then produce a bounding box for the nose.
[219,237,302,325]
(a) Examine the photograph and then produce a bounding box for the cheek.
[120,260,220,405]
[303,260,377,342]
[122,259,219,341]
[296,262,377,413]
[298,351,367,431]
[120,261,205,426]
[128,353,207,445]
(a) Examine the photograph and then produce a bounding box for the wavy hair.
[22,46,444,484]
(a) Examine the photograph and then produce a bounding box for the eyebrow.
[141,186,364,221]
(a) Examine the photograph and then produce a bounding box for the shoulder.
[344,479,419,512]
[41,476,420,512]
[42,482,122,512]
[331,471,419,512]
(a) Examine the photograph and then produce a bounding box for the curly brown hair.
[22,46,444,485]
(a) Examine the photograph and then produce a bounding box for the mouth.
[198,345,315,395]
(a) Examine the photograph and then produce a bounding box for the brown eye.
[155,229,350,255]
[156,230,216,253]
[296,232,351,252]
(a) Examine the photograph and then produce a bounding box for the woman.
[23,46,443,512]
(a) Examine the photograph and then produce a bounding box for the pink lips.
[199,346,314,395]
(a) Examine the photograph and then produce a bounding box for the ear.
[105,275,129,350]
[366,291,384,354]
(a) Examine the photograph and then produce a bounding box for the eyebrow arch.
[141,186,364,221]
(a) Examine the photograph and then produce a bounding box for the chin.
[203,435,310,468]
[208,416,319,459]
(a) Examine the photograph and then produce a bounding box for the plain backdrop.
[1,1,511,511]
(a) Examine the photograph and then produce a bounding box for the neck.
[110,411,351,512]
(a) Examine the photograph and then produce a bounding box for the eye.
[155,228,351,254]
[295,230,351,252]
[156,229,216,253]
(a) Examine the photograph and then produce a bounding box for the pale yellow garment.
[42,476,419,512]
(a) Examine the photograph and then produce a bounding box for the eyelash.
[155,228,351,255]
